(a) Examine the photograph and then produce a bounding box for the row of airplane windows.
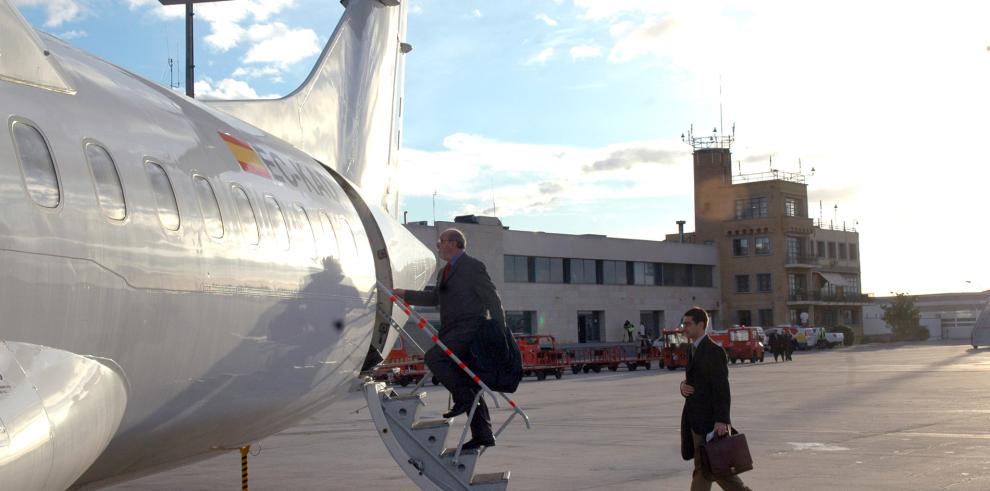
[10,118,359,259]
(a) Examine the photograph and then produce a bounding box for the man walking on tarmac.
[395,228,504,451]
[679,307,751,491]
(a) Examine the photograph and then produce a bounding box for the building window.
[758,309,773,327]
[839,243,848,259]
[693,265,714,287]
[569,258,597,284]
[11,120,60,208]
[663,263,693,287]
[506,311,535,335]
[264,196,289,250]
[785,197,803,217]
[504,255,529,282]
[757,273,772,293]
[788,273,808,299]
[84,142,126,220]
[827,242,836,259]
[850,243,858,261]
[633,262,657,285]
[232,185,259,245]
[735,274,750,293]
[786,237,799,262]
[737,310,752,326]
[735,196,768,219]
[193,176,224,239]
[533,257,563,283]
[145,162,180,231]
[755,236,771,255]
[816,240,826,258]
[602,260,627,285]
[732,238,750,256]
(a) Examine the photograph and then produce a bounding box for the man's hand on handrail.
[393,288,405,298]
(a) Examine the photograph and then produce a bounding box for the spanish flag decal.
[218,132,272,179]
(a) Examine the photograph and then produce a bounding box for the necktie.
[442,263,451,282]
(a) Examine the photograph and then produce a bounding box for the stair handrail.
[375,282,532,441]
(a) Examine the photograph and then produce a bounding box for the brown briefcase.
[700,429,753,478]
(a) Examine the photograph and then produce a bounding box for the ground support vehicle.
[563,341,660,373]
[661,329,691,370]
[564,344,622,373]
[372,334,427,387]
[515,334,569,380]
[727,327,765,364]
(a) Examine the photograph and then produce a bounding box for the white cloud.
[194,78,279,100]
[232,65,283,79]
[472,8,482,18]
[535,13,558,27]
[58,29,87,40]
[569,44,602,61]
[13,0,82,27]
[525,47,554,65]
[400,133,690,218]
[243,23,320,68]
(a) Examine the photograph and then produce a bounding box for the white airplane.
[0,0,436,488]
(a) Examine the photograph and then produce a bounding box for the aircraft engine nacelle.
[0,341,128,490]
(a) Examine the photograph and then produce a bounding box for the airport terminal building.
[403,217,720,344]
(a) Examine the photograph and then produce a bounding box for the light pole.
[158,0,232,98]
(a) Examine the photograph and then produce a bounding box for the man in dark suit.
[679,307,751,491]
[395,228,505,451]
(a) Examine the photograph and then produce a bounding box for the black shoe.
[461,436,495,451]
[442,402,472,419]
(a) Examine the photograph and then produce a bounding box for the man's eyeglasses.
[436,238,453,246]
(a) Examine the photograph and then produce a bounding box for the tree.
[881,293,927,341]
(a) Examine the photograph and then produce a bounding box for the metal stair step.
[411,418,451,430]
[387,392,426,402]
[470,471,510,488]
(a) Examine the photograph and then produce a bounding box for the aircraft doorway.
[577,311,602,343]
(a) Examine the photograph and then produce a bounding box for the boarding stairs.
[365,282,530,491]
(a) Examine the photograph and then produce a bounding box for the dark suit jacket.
[680,335,732,460]
[402,252,505,336]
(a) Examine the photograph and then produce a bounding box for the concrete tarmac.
[109,342,990,490]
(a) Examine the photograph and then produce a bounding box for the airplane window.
[318,211,340,258]
[264,196,289,250]
[144,161,179,231]
[11,121,60,208]
[193,176,223,239]
[231,185,259,245]
[84,143,126,220]
[292,203,317,256]
[339,216,360,259]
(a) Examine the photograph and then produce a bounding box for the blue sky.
[12,0,990,295]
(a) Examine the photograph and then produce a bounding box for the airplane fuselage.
[0,26,426,487]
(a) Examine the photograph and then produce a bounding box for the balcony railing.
[785,254,818,266]
[788,291,870,303]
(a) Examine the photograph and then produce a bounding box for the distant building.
[865,291,990,340]
[667,130,867,335]
[403,216,720,343]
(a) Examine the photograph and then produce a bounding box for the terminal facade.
[667,130,866,335]
[403,218,720,344]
